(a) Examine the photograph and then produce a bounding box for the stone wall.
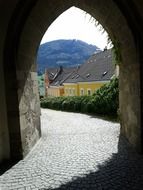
[17,70,41,156]
[0,54,10,162]
[119,56,141,152]
[0,0,41,161]
[0,0,143,164]
[0,0,20,162]
[9,0,143,154]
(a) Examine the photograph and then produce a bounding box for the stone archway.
[0,0,143,163]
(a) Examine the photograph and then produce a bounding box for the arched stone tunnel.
[0,0,143,164]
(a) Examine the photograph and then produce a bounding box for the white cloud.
[40,7,110,50]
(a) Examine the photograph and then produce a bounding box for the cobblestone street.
[0,109,143,190]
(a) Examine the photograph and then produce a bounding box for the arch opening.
[0,0,142,166]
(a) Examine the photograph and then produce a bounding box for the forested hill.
[37,39,100,75]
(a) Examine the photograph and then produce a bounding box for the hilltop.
[36,39,100,74]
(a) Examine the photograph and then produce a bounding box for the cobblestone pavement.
[1,109,143,190]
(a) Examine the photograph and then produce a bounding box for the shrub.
[40,77,119,117]
[93,77,119,115]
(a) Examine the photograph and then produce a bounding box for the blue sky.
[41,7,110,50]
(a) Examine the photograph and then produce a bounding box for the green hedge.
[41,77,119,117]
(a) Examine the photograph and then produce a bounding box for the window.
[86,73,90,78]
[87,89,91,96]
[75,74,79,79]
[102,71,108,76]
[80,88,84,96]
[65,88,68,95]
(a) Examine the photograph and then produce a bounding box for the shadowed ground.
[0,109,143,190]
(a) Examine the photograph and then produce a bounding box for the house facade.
[45,49,116,97]
[63,49,116,96]
[45,66,76,97]
[63,82,108,96]
[64,83,79,96]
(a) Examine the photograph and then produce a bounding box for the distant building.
[45,66,77,97]
[63,49,117,96]
[45,49,118,97]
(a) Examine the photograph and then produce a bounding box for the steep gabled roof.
[64,49,115,83]
[50,67,77,86]
[46,49,115,86]
[45,68,59,81]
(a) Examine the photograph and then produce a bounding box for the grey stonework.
[18,71,41,157]
[119,60,141,152]
[1,109,143,190]
[0,0,143,163]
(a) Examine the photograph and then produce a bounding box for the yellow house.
[64,83,79,96]
[45,49,116,97]
[63,49,116,96]
[78,81,107,96]
[63,81,107,96]
[45,66,76,97]
[46,86,64,97]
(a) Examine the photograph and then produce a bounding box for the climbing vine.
[87,13,122,65]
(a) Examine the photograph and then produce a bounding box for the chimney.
[77,64,80,70]
[59,65,63,73]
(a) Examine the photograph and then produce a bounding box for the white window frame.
[80,88,84,96]
[87,88,92,96]
[69,88,72,96]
